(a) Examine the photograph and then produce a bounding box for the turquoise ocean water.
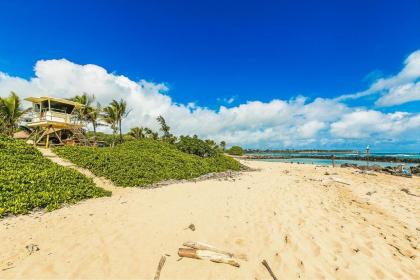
[247,152,420,167]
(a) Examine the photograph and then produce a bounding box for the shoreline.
[1,160,419,279]
[243,154,420,164]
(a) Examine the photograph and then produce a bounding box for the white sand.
[0,160,419,279]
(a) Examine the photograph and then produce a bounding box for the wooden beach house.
[24,96,90,147]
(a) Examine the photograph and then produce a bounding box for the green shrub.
[175,135,218,157]
[54,139,240,187]
[227,146,244,156]
[0,135,111,217]
[86,131,115,146]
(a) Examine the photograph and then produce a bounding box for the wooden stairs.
[69,127,91,146]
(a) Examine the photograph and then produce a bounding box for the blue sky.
[0,0,419,150]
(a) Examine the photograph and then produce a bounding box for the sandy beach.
[0,160,419,279]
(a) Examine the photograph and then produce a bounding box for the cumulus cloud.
[1,57,420,149]
[336,49,420,106]
[375,81,420,106]
[330,110,420,138]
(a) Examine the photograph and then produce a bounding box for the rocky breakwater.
[341,163,420,178]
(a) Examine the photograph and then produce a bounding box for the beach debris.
[184,223,196,231]
[178,248,240,267]
[25,244,40,255]
[153,255,166,280]
[1,266,14,272]
[410,165,420,176]
[400,188,419,197]
[329,177,350,185]
[261,259,278,280]
[183,241,247,260]
[366,191,377,196]
[178,241,242,267]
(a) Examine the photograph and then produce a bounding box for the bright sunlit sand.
[1,2,420,279]
[1,160,419,279]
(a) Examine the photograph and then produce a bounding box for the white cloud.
[1,57,420,149]
[375,81,420,106]
[330,110,420,139]
[336,49,420,106]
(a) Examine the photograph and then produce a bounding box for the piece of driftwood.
[261,259,278,280]
[330,177,350,185]
[153,256,166,280]
[178,248,240,267]
[183,241,233,257]
[183,241,247,260]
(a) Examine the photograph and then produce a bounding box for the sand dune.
[1,160,419,279]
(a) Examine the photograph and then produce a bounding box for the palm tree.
[156,115,170,138]
[109,99,129,143]
[0,92,28,136]
[102,105,118,147]
[128,127,145,140]
[144,127,159,140]
[71,92,95,122]
[205,139,217,149]
[220,141,226,151]
[156,115,176,143]
[87,102,102,142]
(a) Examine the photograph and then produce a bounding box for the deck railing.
[27,110,83,125]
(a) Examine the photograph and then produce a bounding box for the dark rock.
[410,165,420,176]
[340,163,357,168]
[370,165,382,172]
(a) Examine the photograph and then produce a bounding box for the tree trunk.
[112,126,117,147]
[92,121,97,143]
[119,120,123,143]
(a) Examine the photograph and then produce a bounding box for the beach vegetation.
[71,93,103,142]
[128,127,145,139]
[111,98,130,143]
[54,139,240,187]
[220,141,226,151]
[156,115,176,143]
[0,135,111,217]
[102,104,119,146]
[227,145,244,156]
[144,127,159,140]
[0,92,28,136]
[175,135,218,157]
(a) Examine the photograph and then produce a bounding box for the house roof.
[24,96,84,109]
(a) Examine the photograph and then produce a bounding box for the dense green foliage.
[0,135,111,217]
[157,115,177,143]
[0,91,28,136]
[54,139,240,187]
[175,135,218,157]
[227,146,245,156]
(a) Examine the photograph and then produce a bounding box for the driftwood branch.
[178,248,240,267]
[153,255,166,280]
[330,177,350,185]
[183,241,233,257]
[262,259,278,280]
[183,241,247,260]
